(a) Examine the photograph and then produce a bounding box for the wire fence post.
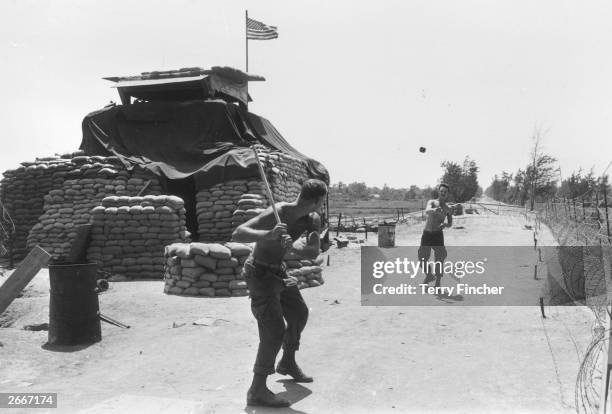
[596,191,601,224]
[603,183,611,243]
[421,199,424,220]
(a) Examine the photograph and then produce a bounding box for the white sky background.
[0,0,611,189]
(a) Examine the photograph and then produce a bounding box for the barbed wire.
[575,323,607,414]
[531,200,610,414]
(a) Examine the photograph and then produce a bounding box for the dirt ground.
[0,212,602,414]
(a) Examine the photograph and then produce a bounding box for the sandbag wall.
[283,251,325,289]
[20,155,162,260]
[87,196,189,279]
[196,180,268,242]
[164,242,325,297]
[0,157,69,260]
[263,150,310,205]
[195,147,310,242]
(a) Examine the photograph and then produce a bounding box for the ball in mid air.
[419,147,426,153]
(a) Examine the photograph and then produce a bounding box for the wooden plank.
[0,245,51,315]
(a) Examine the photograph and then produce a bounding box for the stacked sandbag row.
[196,180,268,242]
[0,157,72,260]
[59,154,163,196]
[164,242,325,297]
[194,147,309,241]
[231,193,267,228]
[255,146,309,203]
[283,251,325,289]
[25,160,163,259]
[2,153,163,261]
[87,195,190,279]
[164,242,252,297]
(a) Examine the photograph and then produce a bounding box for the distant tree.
[440,161,464,201]
[380,184,392,200]
[329,182,439,203]
[405,185,419,200]
[422,186,434,199]
[440,156,480,202]
[485,171,513,202]
[486,127,559,207]
[461,156,480,201]
[526,127,559,209]
[346,182,369,200]
[558,169,597,200]
[500,171,513,202]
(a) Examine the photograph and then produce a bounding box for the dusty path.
[0,213,598,413]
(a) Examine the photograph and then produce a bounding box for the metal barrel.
[378,223,396,248]
[48,263,101,345]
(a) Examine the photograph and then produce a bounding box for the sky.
[1,0,611,189]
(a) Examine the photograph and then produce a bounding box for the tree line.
[330,156,483,203]
[485,128,610,208]
[330,182,436,201]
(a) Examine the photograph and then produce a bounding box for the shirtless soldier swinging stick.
[232,178,328,408]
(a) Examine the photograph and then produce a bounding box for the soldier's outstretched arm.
[425,200,439,215]
[232,207,286,243]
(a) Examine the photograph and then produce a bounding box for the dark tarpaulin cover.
[246,113,330,184]
[80,100,329,187]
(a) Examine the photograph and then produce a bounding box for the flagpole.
[245,9,249,111]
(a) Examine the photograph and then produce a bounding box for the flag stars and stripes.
[247,17,279,40]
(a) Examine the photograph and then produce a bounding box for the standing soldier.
[419,183,452,288]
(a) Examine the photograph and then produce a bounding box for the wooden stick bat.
[251,145,281,224]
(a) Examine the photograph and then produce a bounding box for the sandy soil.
[0,212,601,414]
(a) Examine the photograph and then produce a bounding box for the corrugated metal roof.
[103,66,265,86]
[107,75,207,89]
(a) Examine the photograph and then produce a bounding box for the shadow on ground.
[243,380,312,414]
[42,342,97,353]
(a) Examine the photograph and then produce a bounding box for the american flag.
[246,17,278,40]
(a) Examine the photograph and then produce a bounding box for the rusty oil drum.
[48,263,101,345]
